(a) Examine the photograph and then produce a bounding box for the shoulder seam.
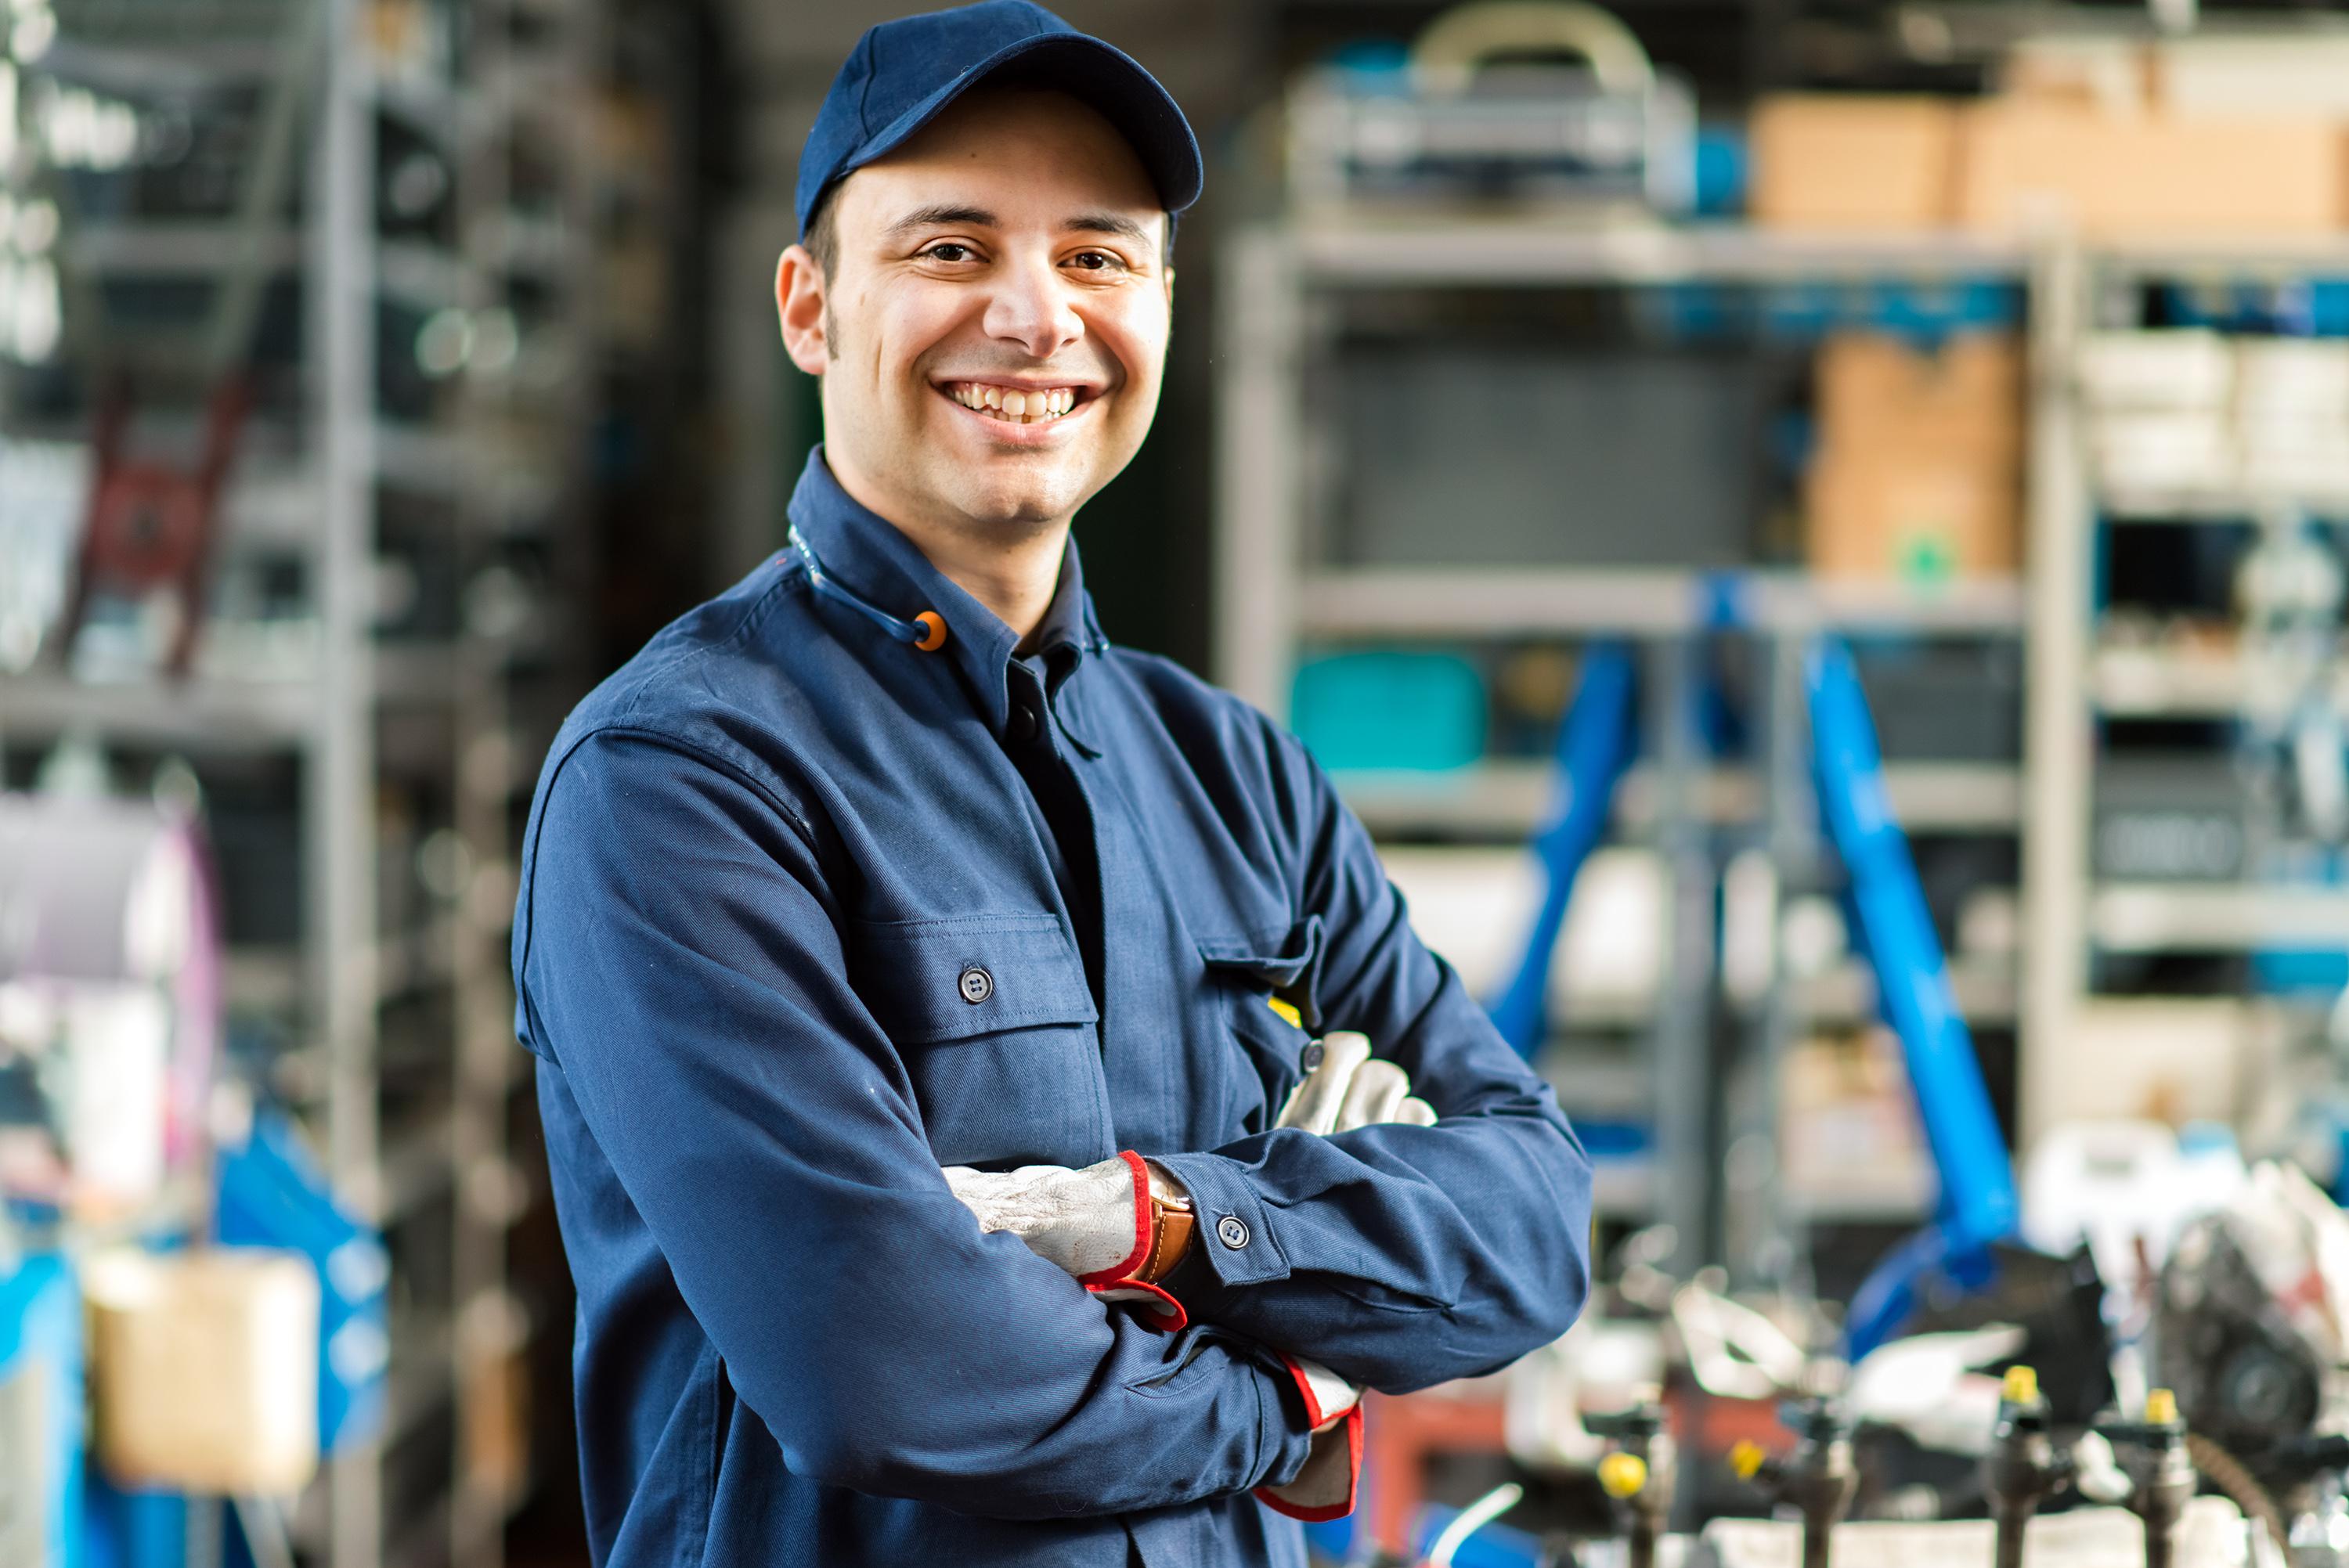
[608,561,805,729]
[514,721,823,988]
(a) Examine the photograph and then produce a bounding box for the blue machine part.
[0,1251,83,1568]
[1488,641,1639,1058]
[1293,652,1488,774]
[1411,1503,1546,1568]
[215,1113,388,1454]
[1807,640,2018,1360]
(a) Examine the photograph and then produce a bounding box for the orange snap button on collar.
[912,611,947,652]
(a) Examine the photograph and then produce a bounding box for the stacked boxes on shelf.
[1805,332,2023,582]
[1751,34,2349,239]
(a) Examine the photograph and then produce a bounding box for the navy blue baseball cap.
[795,2,1203,240]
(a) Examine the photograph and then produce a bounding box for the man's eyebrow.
[885,204,997,240]
[1064,212,1153,247]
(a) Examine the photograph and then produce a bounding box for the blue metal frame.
[1806,639,2018,1360]
[1488,641,1639,1058]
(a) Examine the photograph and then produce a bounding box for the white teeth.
[944,383,1083,424]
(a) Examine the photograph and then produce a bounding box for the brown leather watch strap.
[1140,1202,1196,1283]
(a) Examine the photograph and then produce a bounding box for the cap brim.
[836,31,1203,218]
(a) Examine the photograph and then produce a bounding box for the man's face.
[780,86,1172,538]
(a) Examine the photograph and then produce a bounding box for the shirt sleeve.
[1153,723,1596,1394]
[516,728,1320,1517]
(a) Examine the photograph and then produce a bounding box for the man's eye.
[1069,251,1123,272]
[923,243,974,263]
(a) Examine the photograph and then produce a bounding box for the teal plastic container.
[1290,651,1486,773]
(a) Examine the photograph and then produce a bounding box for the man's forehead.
[835,85,1161,232]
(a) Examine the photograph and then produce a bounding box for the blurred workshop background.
[9,1,2349,1566]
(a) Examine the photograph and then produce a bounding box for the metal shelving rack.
[0,2,594,1564]
[1214,217,2038,1281]
[2020,236,2349,1152]
[1217,217,2349,1258]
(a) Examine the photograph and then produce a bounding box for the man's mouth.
[940,380,1090,426]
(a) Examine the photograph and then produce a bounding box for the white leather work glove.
[942,1151,1190,1329]
[1275,1030,1437,1134]
[1255,1355,1366,1521]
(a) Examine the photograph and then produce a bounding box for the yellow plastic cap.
[2002,1366,2040,1405]
[1730,1440,1768,1480]
[2145,1389,2178,1426]
[1599,1452,1649,1499]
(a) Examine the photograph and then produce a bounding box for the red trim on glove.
[1075,1150,1154,1288]
[1085,1277,1188,1333]
[1254,1405,1363,1522]
[1252,1355,1365,1521]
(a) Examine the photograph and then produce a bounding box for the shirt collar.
[785,446,1107,743]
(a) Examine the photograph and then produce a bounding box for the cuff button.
[1215,1215,1250,1250]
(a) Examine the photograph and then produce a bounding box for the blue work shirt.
[512,449,1594,1567]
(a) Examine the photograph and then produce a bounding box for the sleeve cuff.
[1150,1152,1291,1288]
[1254,1356,1363,1521]
[1076,1153,1186,1332]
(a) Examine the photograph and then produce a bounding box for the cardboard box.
[1807,456,2021,579]
[84,1248,319,1496]
[1749,96,1960,230]
[1958,103,2347,236]
[1806,333,2022,581]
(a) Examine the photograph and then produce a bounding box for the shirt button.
[1215,1215,1250,1250]
[1300,1040,1324,1072]
[958,965,994,1005]
[1008,703,1039,743]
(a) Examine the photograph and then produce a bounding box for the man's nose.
[981,255,1082,359]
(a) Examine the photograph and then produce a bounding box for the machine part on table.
[2286,1465,2349,1568]
[1430,1481,1528,1567]
[1690,1498,2268,1568]
[2098,1390,2202,1568]
[1589,1389,1677,1568]
[1846,1321,2025,1458]
[2156,1210,2328,1465]
[2187,1433,2290,1561]
[1732,1399,1858,1568]
[1985,1365,2073,1568]
[1669,1278,1809,1402]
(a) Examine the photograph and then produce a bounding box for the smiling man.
[511,5,1593,1566]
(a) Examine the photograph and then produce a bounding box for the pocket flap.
[851,913,1097,1046]
[1196,915,1325,1028]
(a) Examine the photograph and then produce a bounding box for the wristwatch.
[1139,1181,1194,1283]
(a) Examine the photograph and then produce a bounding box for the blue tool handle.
[1488,641,1638,1058]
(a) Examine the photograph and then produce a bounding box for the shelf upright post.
[1647,629,1716,1274]
[307,0,384,1563]
[1727,629,1814,1297]
[2019,233,2093,1155]
[1214,226,1304,716]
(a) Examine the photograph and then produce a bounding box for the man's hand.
[1256,1355,1366,1519]
[944,1156,1148,1278]
[1275,1031,1437,1134]
[941,1153,1193,1322]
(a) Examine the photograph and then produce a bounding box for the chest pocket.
[1195,917,1323,1138]
[850,912,1112,1168]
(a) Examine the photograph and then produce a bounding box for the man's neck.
[828,460,1069,653]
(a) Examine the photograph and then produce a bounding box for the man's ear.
[776,243,830,375]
